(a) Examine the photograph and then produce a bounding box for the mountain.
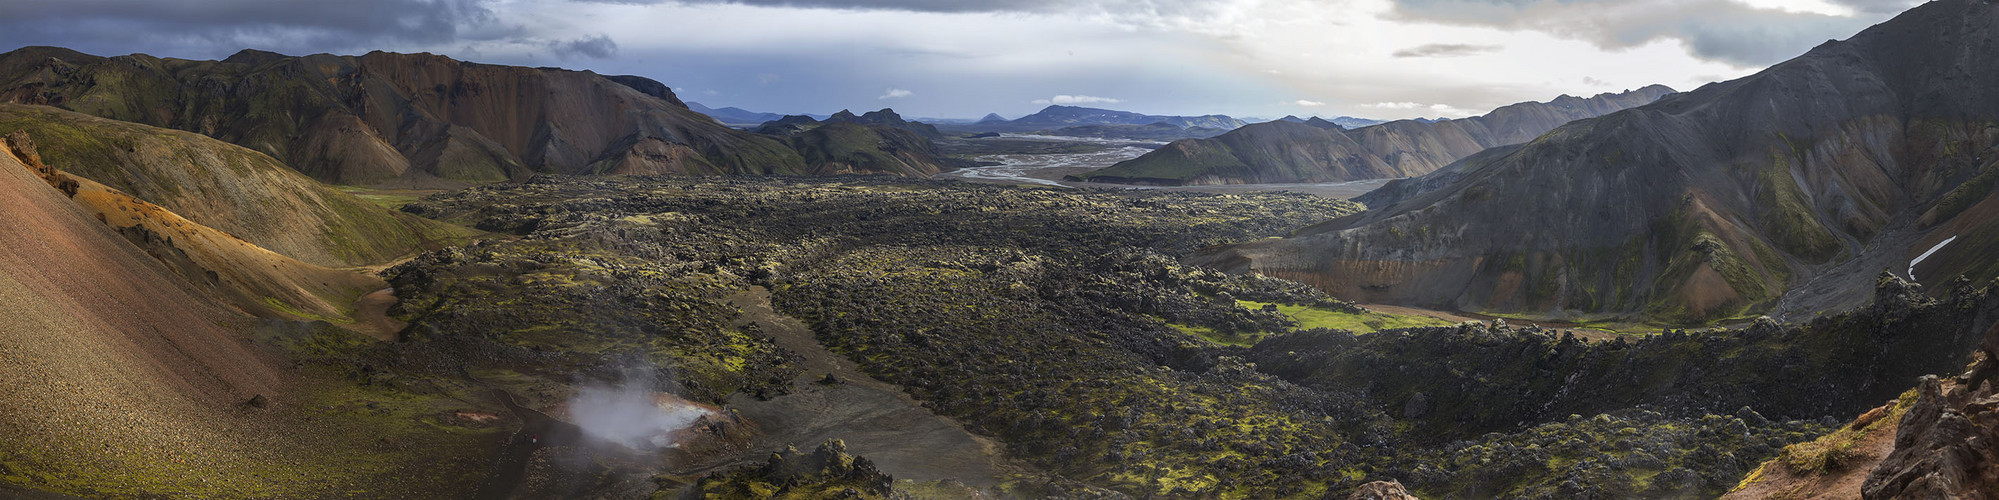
[685,101,788,126]
[975,113,1008,124]
[756,108,942,138]
[0,104,471,267]
[1036,122,1231,141]
[1191,0,1999,324]
[960,105,1246,132]
[785,123,949,176]
[1279,115,1386,128]
[1077,85,1674,185]
[751,108,950,176]
[0,47,811,185]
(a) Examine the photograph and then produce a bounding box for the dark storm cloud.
[0,0,501,58]
[611,0,1064,12]
[552,34,619,59]
[1392,43,1501,58]
[1386,0,1892,66]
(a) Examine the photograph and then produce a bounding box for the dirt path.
[1721,409,1900,499]
[347,288,408,341]
[700,287,1033,488]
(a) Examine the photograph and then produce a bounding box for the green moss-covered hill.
[1196,0,1999,325]
[751,109,953,176]
[0,47,812,185]
[0,104,472,266]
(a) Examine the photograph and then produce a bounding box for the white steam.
[567,368,712,451]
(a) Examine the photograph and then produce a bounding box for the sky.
[0,0,1925,120]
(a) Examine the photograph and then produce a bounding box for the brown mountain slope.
[0,134,295,495]
[0,104,473,267]
[0,47,811,186]
[1076,85,1673,185]
[0,136,503,499]
[1192,0,1999,324]
[3,130,382,322]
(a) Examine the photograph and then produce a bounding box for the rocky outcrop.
[691,440,897,499]
[1195,0,1999,322]
[0,47,811,185]
[1079,85,1672,185]
[1349,480,1420,500]
[1860,375,1999,499]
[1860,313,1999,500]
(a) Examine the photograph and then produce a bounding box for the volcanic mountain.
[1193,0,1999,324]
[1078,85,1673,185]
[0,47,815,185]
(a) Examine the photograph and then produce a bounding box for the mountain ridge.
[1076,85,1673,185]
[0,47,818,185]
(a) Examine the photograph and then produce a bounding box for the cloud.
[0,0,501,57]
[1292,99,1327,107]
[651,0,1232,16]
[1384,0,1898,66]
[878,88,913,99]
[1363,102,1425,110]
[551,34,618,58]
[1361,101,1478,118]
[1830,0,1922,14]
[1391,43,1500,58]
[1031,94,1122,105]
[1581,76,1609,86]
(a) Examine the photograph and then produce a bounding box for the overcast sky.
[0,0,1923,120]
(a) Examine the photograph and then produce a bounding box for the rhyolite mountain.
[1193,0,1999,324]
[0,47,826,185]
[957,105,1246,132]
[1078,85,1674,185]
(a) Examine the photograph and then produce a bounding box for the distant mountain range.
[1034,123,1232,141]
[1075,85,1674,185]
[940,105,1246,134]
[1193,0,1999,324]
[1274,115,1389,128]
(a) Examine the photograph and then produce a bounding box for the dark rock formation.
[1862,323,1999,499]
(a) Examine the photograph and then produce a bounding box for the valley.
[4,0,1999,498]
